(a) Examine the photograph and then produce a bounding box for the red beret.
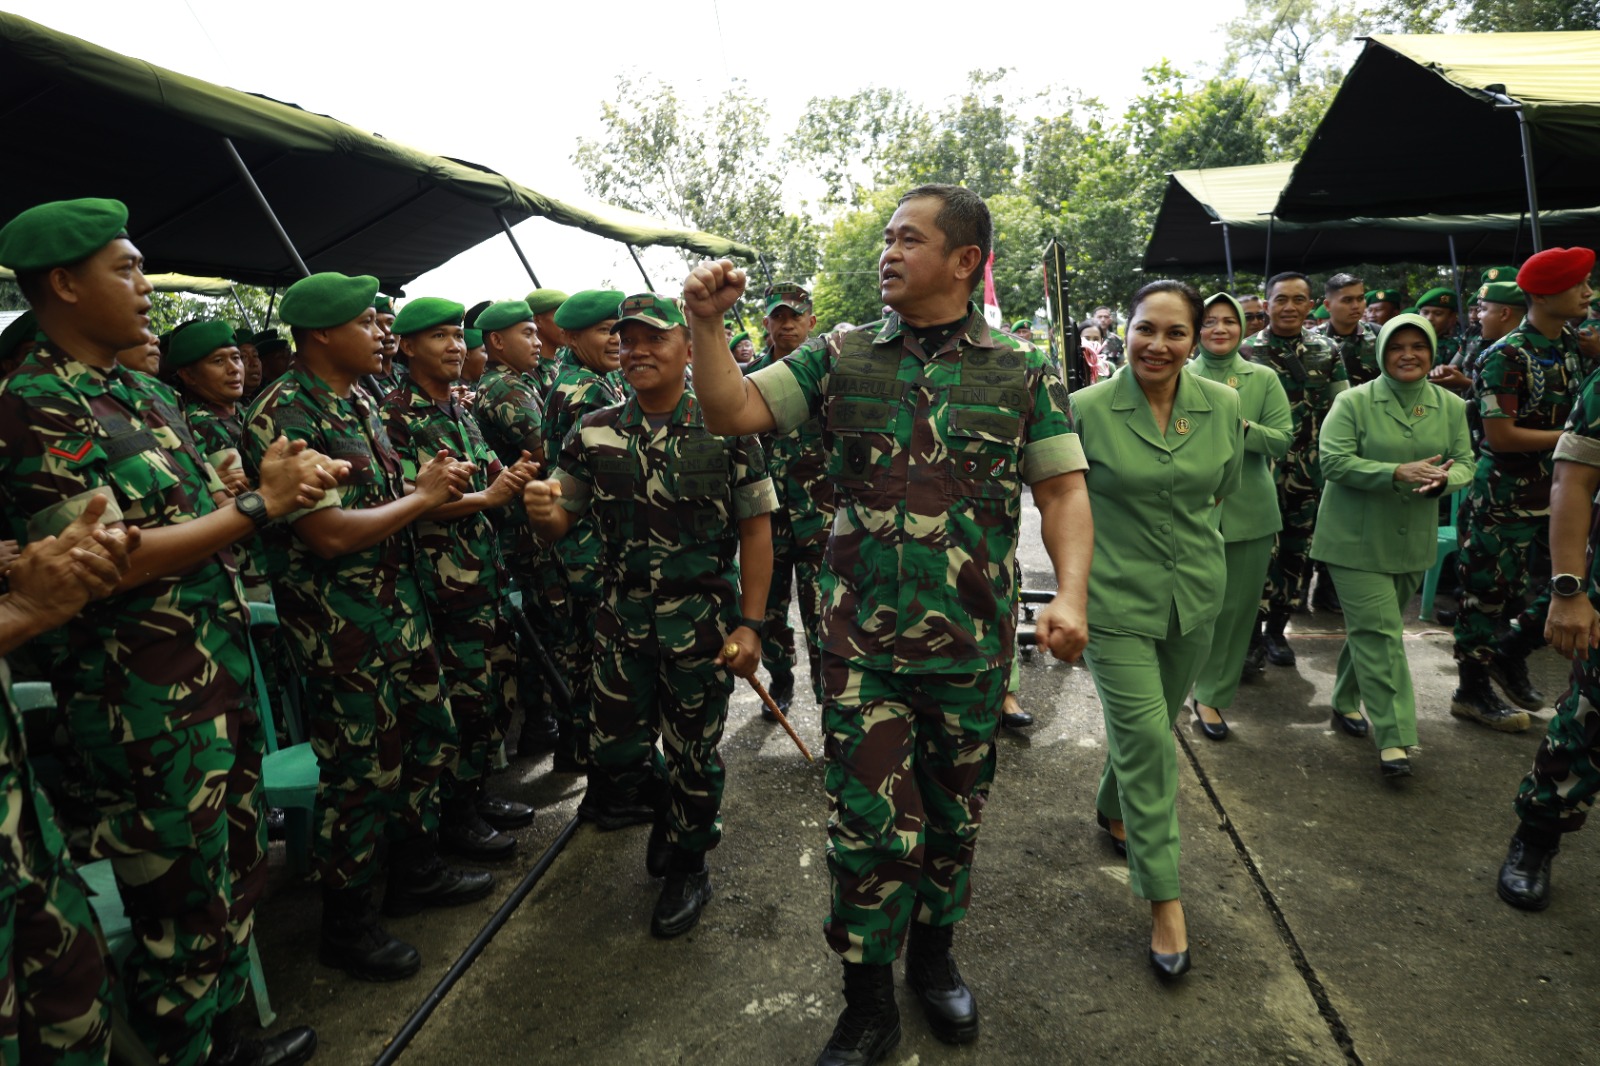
[1516,246,1596,296]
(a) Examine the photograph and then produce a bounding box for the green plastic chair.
[1419,492,1460,622]
[248,601,318,876]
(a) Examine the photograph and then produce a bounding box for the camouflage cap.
[525,288,571,316]
[1366,288,1403,306]
[1478,280,1524,305]
[763,282,812,315]
[474,299,535,332]
[1414,287,1456,311]
[611,292,687,333]
[1480,265,1517,285]
[279,272,381,329]
[0,197,129,273]
[392,296,466,335]
[167,320,238,370]
[554,289,625,330]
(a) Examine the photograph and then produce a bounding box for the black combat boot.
[1263,607,1296,666]
[767,668,795,721]
[477,787,536,831]
[514,706,559,759]
[439,785,517,861]
[904,921,979,1044]
[318,885,421,982]
[651,849,712,938]
[815,962,901,1066]
[645,803,673,878]
[1497,826,1559,911]
[577,773,655,830]
[1450,661,1531,732]
[382,834,495,918]
[206,1009,318,1066]
[551,726,590,774]
[1240,617,1267,681]
[1489,625,1546,711]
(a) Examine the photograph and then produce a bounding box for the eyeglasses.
[1244,312,1269,322]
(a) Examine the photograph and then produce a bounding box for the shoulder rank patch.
[47,438,95,463]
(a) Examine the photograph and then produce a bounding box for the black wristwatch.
[738,616,767,638]
[235,491,271,530]
[1550,573,1586,598]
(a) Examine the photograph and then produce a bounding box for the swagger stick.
[725,642,815,762]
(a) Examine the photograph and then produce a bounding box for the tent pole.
[1221,222,1235,289]
[757,253,776,290]
[1263,214,1274,278]
[1491,93,1542,253]
[496,211,542,288]
[265,285,278,324]
[1447,234,1463,321]
[625,245,655,291]
[229,286,254,330]
[222,138,310,278]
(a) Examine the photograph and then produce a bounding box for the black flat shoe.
[1095,811,1128,859]
[1379,753,1412,778]
[1191,700,1228,741]
[1149,948,1191,981]
[1331,710,1370,738]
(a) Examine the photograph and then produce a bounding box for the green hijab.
[1194,292,1245,379]
[1375,312,1436,410]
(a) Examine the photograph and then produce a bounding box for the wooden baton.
[724,642,815,763]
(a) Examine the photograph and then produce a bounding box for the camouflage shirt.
[0,344,249,745]
[1240,327,1348,451]
[0,660,76,890]
[543,350,626,597]
[749,304,1087,675]
[1552,372,1600,585]
[532,354,561,397]
[1474,319,1584,513]
[553,390,776,656]
[1320,320,1380,386]
[473,362,545,562]
[381,377,507,609]
[243,367,431,674]
[743,343,835,547]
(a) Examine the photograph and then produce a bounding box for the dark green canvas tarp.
[1275,32,1600,223]
[0,13,756,290]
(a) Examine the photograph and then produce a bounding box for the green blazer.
[1187,353,1292,542]
[1072,369,1244,638]
[1311,377,1474,574]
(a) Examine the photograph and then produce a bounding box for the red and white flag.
[982,252,1002,328]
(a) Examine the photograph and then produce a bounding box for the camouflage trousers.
[820,654,1004,965]
[301,648,455,890]
[433,597,514,796]
[760,526,826,703]
[1453,495,1550,664]
[79,707,264,1066]
[513,553,565,735]
[0,833,112,1064]
[553,591,601,767]
[590,630,734,854]
[1264,449,1322,612]
[1514,659,1600,836]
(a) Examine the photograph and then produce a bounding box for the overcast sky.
[5,0,1249,305]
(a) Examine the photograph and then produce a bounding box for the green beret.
[1480,265,1517,285]
[554,289,626,330]
[374,295,395,315]
[167,320,238,370]
[0,311,38,358]
[1010,319,1031,331]
[1479,280,1525,305]
[257,337,289,357]
[1310,304,1330,320]
[392,297,465,336]
[1414,287,1456,311]
[232,328,254,346]
[463,329,484,349]
[475,300,535,333]
[729,331,750,352]
[252,329,278,346]
[524,289,570,316]
[612,292,686,333]
[1366,288,1403,306]
[0,198,129,273]
[279,272,381,329]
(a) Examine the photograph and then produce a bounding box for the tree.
[573,76,818,285]
[811,189,903,332]
[788,89,933,212]
[1367,0,1598,31]
[888,70,1021,199]
[148,283,279,337]
[1220,0,1369,102]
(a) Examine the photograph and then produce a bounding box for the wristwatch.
[235,490,271,530]
[738,616,767,638]
[1550,573,1586,598]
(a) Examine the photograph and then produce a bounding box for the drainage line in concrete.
[372,814,583,1066]
[1175,731,1365,1066]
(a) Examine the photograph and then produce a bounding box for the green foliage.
[787,88,933,211]
[887,70,1021,199]
[1220,0,1369,100]
[0,279,25,313]
[148,283,279,337]
[1367,0,1598,31]
[811,189,904,332]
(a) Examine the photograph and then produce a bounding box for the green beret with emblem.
[167,320,238,370]
[0,198,130,273]
[555,289,626,330]
[611,292,686,332]
[1480,265,1517,285]
[474,299,535,333]
[1414,287,1456,311]
[463,329,483,349]
[0,311,39,359]
[729,330,750,353]
[392,297,465,336]
[279,272,381,329]
[1366,288,1403,306]
[1478,280,1525,305]
[374,295,395,315]
[524,289,570,316]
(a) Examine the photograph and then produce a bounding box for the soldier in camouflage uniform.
[1452,251,1595,734]
[1366,288,1405,327]
[527,293,776,938]
[525,288,570,397]
[0,496,132,1065]
[741,283,833,715]
[540,291,627,773]
[243,272,489,986]
[0,198,325,1066]
[1416,288,1463,368]
[1320,273,1381,386]
[1240,271,1348,666]
[383,298,538,861]
[684,186,1093,1065]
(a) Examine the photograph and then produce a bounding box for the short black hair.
[1267,271,1312,297]
[1325,272,1363,296]
[1130,279,1205,335]
[1093,305,1113,316]
[898,184,992,293]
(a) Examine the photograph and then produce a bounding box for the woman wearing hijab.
[1312,313,1473,777]
[1071,280,1243,979]
[1187,294,1294,738]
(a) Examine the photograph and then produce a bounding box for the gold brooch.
[1412,404,1425,417]
[1227,375,1239,388]
[1175,417,1191,435]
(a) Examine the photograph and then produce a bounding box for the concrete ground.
[250,504,1600,1065]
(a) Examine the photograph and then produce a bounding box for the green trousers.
[1084,607,1211,902]
[1325,565,1423,751]
[1194,534,1276,710]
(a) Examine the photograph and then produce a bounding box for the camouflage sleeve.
[1477,345,1522,420]
[1329,343,1350,383]
[730,434,778,519]
[551,422,593,516]
[748,338,829,434]
[481,380,544,459]
[0,388,127,542]
[244,394,343,522]
[1555,372,1600,466]
[1021,361,1088,484]
[380,401,423,483]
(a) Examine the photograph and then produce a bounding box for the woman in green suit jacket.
[1187,293,1294,738]
[1071,280,1243,979]
[1312,313,1474,777]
